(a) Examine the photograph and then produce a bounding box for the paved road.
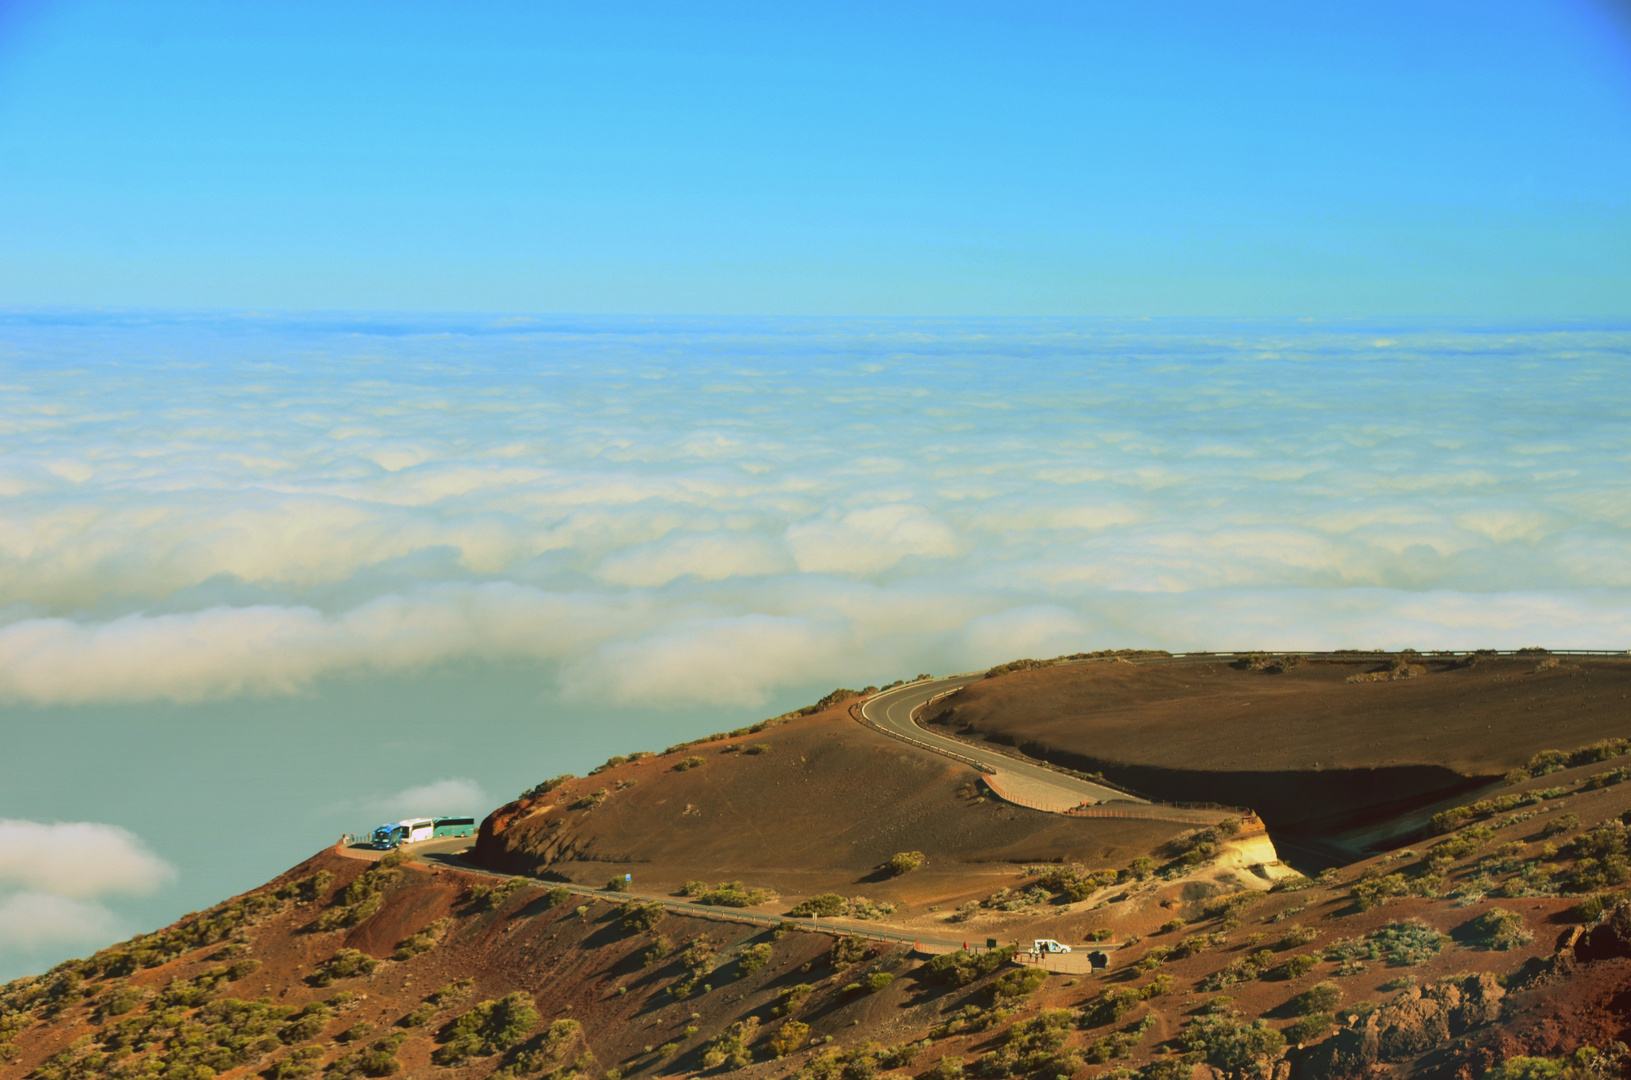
[862,674,1146,807]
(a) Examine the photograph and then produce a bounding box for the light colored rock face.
[1212,831,1300,891]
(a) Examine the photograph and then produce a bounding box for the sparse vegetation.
[681,880,776,907]
[432,992,540,1066]
[1173,1000,1287,1077]
[922,946,1017,987]
[621,899,665,934]
[886,850,926,875]
[701,1016,759,1068]
[735,943,774,977]
[306,948,378,987]
[491,1018,593,1080]
[519,773,575,800]
[392,917,448,961]
[1455,907,1533,950]
[465,876,528,912]
[768,1019,810,1057]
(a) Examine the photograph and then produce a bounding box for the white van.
[1033,939,1071,954]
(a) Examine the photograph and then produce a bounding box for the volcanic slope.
[19,723,1631,1079]
[923,653,1631,851]
[475,696,1190,916]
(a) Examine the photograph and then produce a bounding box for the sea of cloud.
[1,311,1627,972]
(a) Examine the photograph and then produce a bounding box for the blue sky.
[1,0,1628,314]
[2,3,1631,980]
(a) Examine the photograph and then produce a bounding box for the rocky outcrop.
[1575,902,1631,962]
[1297,974,1504,1079]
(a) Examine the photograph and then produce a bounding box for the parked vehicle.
[1033,939,1071,954]
[433,816,476,838]
[369,817,435,849]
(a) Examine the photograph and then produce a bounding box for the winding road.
[861,675,1145,810]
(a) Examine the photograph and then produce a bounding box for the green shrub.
[921,946,1016,987]
[1455,907,1533,950]
[701,1016,759,1069]
[772,983,814,1016]
[673,756,706,772]
[95,984,145,1018]
[279,1001,334,1042]
[306,948,378,987]
[432,992,540,1065]
[865,972,895,993]
[1263,954,1319,981]
[1133,946,1173,973]
[1174,1004,1287,1076]
[1369,919,1446,966]
[1352,873,1411,910]
[572,788,609,810]
[1544,813,1581,838]
[973,1009,1077,1076]
[1287,982,1342,1015]
[398,1003,437,1028]
[829,936,869,966]
[1202,892,1262,920]
[1278,925,1319,949]
[1172,932,1226,959]
[887,851,927,876]
[329,1033,407,1078]
[426,978,474,1006]
[788,893,847,917]
[1485,1047,1613,1080]
[519,773,575,800]
[465,877,527,913]
[736,943,774,977]
[988,968,1046,1000]
[392,918,449,961]
[685,880,776,907]
[768,1020,810,1057]
[621,900,665,935]
[491,1018,592,1080]
[744,743,771,755]
[1284,1013,1335,1044]
[668,936,718,997]
[641,935,673,966]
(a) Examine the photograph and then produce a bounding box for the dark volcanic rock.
[1576,902,1631,962]
[1297,974,1504,1079]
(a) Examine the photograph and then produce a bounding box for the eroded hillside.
[475,700,1189,916]
[11,668,1631,1080]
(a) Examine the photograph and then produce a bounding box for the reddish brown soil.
[924,656,1631,839]
[16,756,1631,1080]
[15,668,1631,1080]
[477,704,1185,914]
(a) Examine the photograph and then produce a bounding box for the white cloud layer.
[0,891,125,953]
[0,820,175,898]
[0,314,1627,708]
[0,585,647,704]
[369,778,491,820]
[0,820,175,962]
